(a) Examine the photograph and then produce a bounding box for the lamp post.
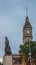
[28,40,32,65]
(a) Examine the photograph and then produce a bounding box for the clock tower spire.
[26,6,28,16]
[23,8,33,43]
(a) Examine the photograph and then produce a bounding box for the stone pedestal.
[3,55,13,65]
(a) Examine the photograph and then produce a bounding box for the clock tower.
[23,16,33,43]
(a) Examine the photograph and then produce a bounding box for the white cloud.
[0,58,3,63]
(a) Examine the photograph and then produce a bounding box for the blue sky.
[0,0,36,57]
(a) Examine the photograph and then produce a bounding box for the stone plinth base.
[3,55,13,65]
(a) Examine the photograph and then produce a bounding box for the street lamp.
[28,40,32,65]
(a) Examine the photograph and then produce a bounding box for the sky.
[0,0,36,57]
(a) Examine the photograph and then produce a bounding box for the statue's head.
[5,36,8,40]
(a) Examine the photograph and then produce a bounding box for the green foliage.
[19,41,36,60]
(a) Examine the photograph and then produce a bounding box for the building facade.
[13,15,33,65]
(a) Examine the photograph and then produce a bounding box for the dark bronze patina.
[5,37,12,55]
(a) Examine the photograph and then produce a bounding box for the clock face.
[26,28,30,34]
[27,30,30,34]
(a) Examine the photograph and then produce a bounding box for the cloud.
[0,58,3,62]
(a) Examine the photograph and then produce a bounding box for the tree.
[19,41,36,65]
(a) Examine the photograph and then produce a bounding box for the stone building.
[12,15,33,65]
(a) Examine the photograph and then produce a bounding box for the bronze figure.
[5,37,12,55]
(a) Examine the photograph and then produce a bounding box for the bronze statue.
[5,37,12,55]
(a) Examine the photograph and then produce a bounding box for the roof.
[23,16,32,28]
[12,53,22,59]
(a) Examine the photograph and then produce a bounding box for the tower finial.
[26,6,28,16]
